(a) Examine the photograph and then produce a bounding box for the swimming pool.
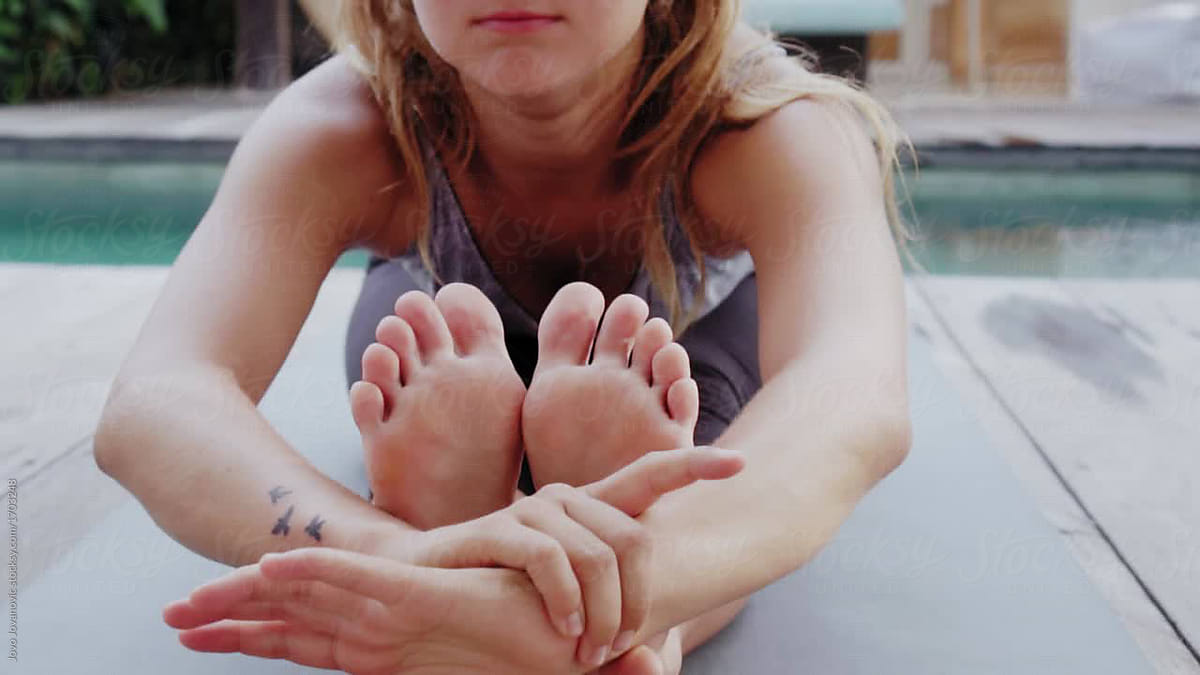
[907,168,1200,276]
[2,160,1198,276]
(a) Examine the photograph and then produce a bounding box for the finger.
[167,566,372,632]
[168,597,299,629]
[660,628,683,675]
[585,446,746,516]
[553,489,653,659]
[493,526,586,640]
[168,563,266,624]
[177,620,339,669]
[598,627,678,675]
[165,579,295,629]
[257,547,431,605]
[197,594,393,648]
[422,517,584,639]
[597,645,663,675]
[168,563,314,629]
[221,599,285,622]
[213,600,343,639]
[519,496,621,667]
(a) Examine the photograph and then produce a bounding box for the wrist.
[354,515,424,563]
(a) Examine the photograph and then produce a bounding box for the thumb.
[585,446,745,516]
[596,645,664,675]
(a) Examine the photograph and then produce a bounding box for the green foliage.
[0,0,232,103]
[100,1,234,94]
[123,0,166,32]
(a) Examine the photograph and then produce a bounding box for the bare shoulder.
[113,54,416,393]
[690,97,906,387]
[269,52,395,153]
[236,53,416,254]
[689,97,883,251]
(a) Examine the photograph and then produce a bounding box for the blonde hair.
[333,0,918,334]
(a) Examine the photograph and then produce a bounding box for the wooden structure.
[871,0,1069,94]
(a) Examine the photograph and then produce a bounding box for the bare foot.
[349,283,526,530]
[522,282,699,489]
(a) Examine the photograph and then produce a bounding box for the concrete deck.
[0,88,1198,164]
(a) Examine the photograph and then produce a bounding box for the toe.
[535,282,605,369]
[651,343,691,388]
[434,283,507,356]
[393,290,455,362]
[666,377,699,432]
[349,380,386,432]
[361,342,401,418]
[375,316,421,384]
[592,294,649,366]
[630,318,673,382]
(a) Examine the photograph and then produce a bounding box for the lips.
[472,10,563,34]
[474,10,561,23]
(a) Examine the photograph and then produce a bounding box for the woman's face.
[412,1,650,99]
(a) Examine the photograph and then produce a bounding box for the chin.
[463,55,579,100]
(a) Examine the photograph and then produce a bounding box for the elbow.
[93,365,235,482]
[93,402,130,480]
[847,407,912,487]
[873,409,913,480]
[92,377,147,481]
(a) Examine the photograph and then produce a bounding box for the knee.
[692,368,752,446]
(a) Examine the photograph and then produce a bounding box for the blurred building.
[868,0,1200,99]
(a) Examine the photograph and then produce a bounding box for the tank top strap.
[411,122,546,337]
[645,175,757,323]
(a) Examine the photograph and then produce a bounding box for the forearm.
[639,357,911,636]
[94,367,413,567]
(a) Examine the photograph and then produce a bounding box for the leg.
[677,272,762,447]
[672,272,762,655]
[344,257,527,529]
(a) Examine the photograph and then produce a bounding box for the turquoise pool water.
[2,160,1198,276]
[906,169,1200,276]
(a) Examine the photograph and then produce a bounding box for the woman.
[97,0,915,672]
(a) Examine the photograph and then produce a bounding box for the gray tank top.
[384,127,756,338]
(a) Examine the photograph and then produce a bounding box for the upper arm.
[691,99,909,415]
[115,56,410,403]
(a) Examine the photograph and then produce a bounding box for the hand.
[161,446,741,673]
[163,548,588,674]
[374,446,744,668]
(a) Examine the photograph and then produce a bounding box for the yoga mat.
[18,324,1153,673]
